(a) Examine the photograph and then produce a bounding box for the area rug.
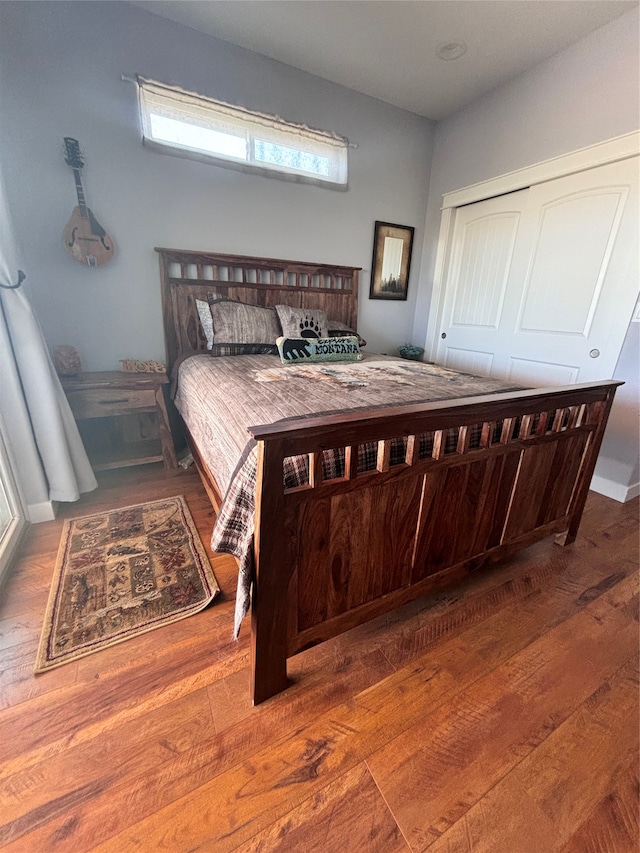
[35,496,219,672]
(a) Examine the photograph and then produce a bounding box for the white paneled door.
[436,156,639,386]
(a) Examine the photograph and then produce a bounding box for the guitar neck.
[73,169,88,217]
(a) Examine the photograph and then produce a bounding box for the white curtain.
[0,170,96,517]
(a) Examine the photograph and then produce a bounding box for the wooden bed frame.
[158,247,621,704]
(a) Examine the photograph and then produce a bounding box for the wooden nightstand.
[61,371,178,472]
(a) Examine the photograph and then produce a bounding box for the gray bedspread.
[174,352,522,636]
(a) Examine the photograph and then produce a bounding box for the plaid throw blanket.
[174,354,522,637]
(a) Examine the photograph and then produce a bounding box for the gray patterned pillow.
[327,319,367,348]
[275,305,328,340]
[210,300,281,345]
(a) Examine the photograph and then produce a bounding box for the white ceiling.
[131,1,637,119]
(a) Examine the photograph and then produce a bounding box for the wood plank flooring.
[0,464,637,852]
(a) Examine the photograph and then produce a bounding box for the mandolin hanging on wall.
[62,137,115,268]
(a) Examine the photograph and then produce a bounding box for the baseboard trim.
[589,474,640,504]
[27,500,57,523]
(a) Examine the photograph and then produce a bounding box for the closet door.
[436,189,529,377]
[436,156,639,385]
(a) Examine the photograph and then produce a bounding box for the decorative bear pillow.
[276,335,362,364]
[275,305,328,340]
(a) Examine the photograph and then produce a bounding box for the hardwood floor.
[0,464,637,852]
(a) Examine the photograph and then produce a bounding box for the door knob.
[589,349,600,358]
[441,332,447,339]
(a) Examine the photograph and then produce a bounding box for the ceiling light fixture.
[436,40,468,61]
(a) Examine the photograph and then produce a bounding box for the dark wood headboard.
[156,247,361,374]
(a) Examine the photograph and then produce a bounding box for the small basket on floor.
[398,343,425,361]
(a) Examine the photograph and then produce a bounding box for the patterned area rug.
[35,496,219,672]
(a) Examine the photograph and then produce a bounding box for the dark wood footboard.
[248,380,620,704]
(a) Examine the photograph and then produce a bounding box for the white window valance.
[135,76,349,188]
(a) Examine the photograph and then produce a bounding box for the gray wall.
[413,7,640,497]
[0,1,434,368]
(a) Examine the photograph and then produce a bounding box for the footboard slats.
[282,422,596,505]
[500,417,517,444]
[568,405,583,428]
[405,434,419,466]
[249,379,621,703]
[432,430,447,460]
[519,414,533,439]
[345,444,359,479]
[456,425,470,455]
[552,408,568,432]
[481,422,495,448]
[377,439,391,472]
[308,452,323,488]
[535,411,550,436]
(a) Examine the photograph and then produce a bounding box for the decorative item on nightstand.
[120,359,166,373]
[398,343,424,361]
[53,345,82,376]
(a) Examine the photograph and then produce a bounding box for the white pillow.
[195,299,214,350]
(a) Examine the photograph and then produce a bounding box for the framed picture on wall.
[369,221,414,301]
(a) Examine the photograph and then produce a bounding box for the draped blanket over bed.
[174,353,524,635]
[159,247,621,704]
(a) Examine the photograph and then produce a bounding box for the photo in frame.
[369,221,414,301]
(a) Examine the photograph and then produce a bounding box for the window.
[136,77,348,188]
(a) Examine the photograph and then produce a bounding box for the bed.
[158,247,621,704]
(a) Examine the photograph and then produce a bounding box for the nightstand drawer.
[66,388,157,419]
